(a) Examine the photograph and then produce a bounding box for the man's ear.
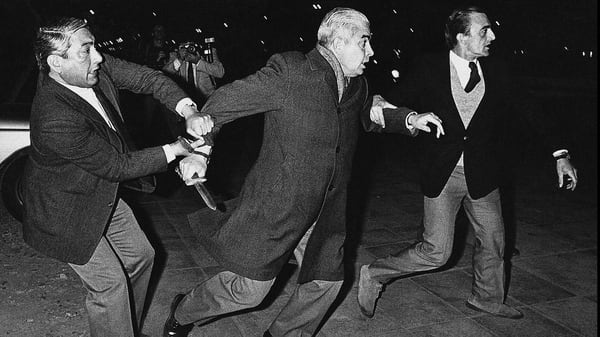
[332,37,346,53]
[47,54,63,73]
[456,33,467,45]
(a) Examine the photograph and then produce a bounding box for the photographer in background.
[162,39,224,140]
[163,38,225,105]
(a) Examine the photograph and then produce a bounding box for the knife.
[175,167,217,211]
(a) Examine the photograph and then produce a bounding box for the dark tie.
[187,62,195,86]
[93,87,156,193]
[464,62,480,93]
[93,87,137,152]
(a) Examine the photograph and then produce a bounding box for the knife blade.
[175,167,217,211]
[192,180,217,210]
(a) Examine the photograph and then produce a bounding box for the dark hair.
[34,17,88,74]
[444,6,486,50]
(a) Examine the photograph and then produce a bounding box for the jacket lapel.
[307,49,339,105]
[45,75,124,148]
[437,54,466,131]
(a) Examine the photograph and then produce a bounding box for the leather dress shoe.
[263,330,273,337]
[163,294,194,337]
[357,265,383,318]
[466,300,524,319]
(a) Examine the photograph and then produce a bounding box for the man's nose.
[92,47,103,64]
[366,43,374,57]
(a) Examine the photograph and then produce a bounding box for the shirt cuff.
[162,145,176,163]
[405,111,418,130]
[173,59,182,71]
[552,149,569,158]
[175,98,197,117]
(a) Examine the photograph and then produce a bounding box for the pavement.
[127,130,594,337]
[1,128,597,336]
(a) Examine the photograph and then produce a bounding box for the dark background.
[0,0,597,101]
[0,0,596,198]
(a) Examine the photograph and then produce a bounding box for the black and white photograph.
[0,1,596,336]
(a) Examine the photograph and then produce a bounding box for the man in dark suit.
[357,6,578,319]
[163,7,442,337]
[23,17,212,337]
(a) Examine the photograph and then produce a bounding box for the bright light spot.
[317,4,322,9]
[582,51,586,56]
[195,28,202,33]
[373,59,378,64]
[409,28,414,33]
[152,12,157,17]
[260,40,265,45]
[392,9,397,14]
[563,46,569,51]
[391,69,400,78]
[520,50,525,54]
[264,15,268,20]
[299,37,304,42]
[223,22,229,28]
[312,4,317,9]
[590,51,594,58]
[495,20,500,26]
[89,9,95,15]
[116,37,123,43]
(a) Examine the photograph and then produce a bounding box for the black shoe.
[163,294,194,337]
[263,330,273,337]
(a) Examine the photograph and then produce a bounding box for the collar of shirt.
[449,50,482,88]
[59,82,115,130]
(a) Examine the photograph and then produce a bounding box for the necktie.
[93,87,157,193]
[464,61,480,93]
[187,62,195,86]
[93,87,134,152]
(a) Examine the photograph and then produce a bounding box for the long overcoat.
[23,54,187,264]
[190,48,413,283]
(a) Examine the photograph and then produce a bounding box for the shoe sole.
[465,301,523,319]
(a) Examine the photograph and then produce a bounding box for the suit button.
[108,202,113,207]
[336,146,340,153]
[464,136,468,140]
[328,185,334,191]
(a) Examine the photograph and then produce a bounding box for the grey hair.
[317,7,370,48]
[34,17,88,74]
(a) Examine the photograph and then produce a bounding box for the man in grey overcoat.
[164,7,443,337]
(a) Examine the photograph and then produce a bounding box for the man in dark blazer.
[163,7,442,337]
[357,6,578,320]
[23,17,212,337]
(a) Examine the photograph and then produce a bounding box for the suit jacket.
[385,52,563,199]
[23,54,188,264]
[188,48,413,283]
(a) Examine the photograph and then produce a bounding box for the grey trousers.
[176,224,343,336]
[69,199,155,337]
[368,165,506,304]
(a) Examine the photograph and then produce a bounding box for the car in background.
[0,102,30,222]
